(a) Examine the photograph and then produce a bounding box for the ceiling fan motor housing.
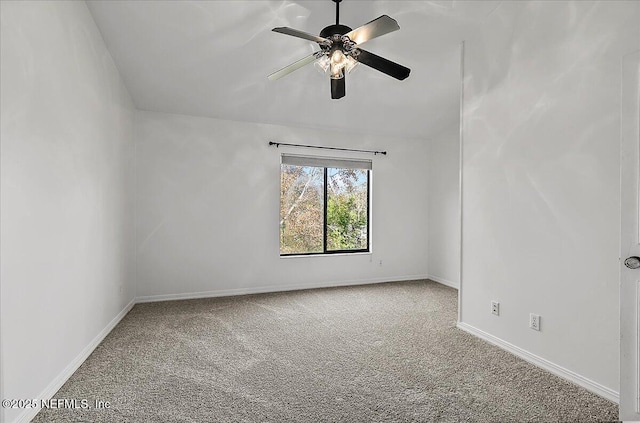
[319,24,352,39]
[319,25,359,61]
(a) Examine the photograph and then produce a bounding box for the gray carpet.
[34,280,617,422]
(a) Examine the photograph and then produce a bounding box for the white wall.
[135,111,429,300]
[0,2,135,422]
[460,0,640,396]
[428,122,460,288]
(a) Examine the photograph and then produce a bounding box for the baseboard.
[136,274,430,303]
[427,275,459,289]
[456,322,619,404]
[13,299,135,423]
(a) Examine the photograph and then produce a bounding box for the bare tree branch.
[280,168,318,226]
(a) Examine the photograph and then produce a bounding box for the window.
[280,154,371,256]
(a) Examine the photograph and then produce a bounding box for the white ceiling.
[87,0,500,139]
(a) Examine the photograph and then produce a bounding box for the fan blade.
[268,52,322,81]
[345,15,399,45]
[272,27,329,44]
[331,78,345,99]
[355,49,410,80]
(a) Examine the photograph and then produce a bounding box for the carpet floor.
[33,280,617,422]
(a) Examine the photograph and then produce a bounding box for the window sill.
[280,251,372,259]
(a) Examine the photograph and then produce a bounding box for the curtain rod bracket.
[269,141,386,156]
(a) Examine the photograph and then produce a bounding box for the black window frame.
[280,165,370,257]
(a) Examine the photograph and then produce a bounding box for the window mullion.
[323,167,328,253]
[367,170,370,252]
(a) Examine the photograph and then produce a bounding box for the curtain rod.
[269,141,387,156]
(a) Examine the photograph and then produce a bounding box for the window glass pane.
[280,165,324,254]
[326,168,368,251]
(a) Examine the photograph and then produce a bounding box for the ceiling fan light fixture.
[330,49,347,79]
[330,67,344,79]
[345,55,359,73]
[315,55,331,73]
[316,49,357,78]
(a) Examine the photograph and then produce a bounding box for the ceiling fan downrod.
[320,0,351,39]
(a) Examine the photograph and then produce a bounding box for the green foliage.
[327,193,367,250]
[326,168,367,251]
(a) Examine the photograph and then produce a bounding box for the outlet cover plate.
[530,313,541,331]
[491,301,500,316]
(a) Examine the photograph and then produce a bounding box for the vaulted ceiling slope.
[87,0,499,139]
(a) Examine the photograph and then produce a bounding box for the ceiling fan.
[268,0,410,100]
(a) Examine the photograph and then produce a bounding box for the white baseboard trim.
[136,274,430,303]
[13,299,135,423]
[427,275,459,289]
[456,321,619,403]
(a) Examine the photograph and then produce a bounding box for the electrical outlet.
[491,301,500,316]
[530,313,541,331]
